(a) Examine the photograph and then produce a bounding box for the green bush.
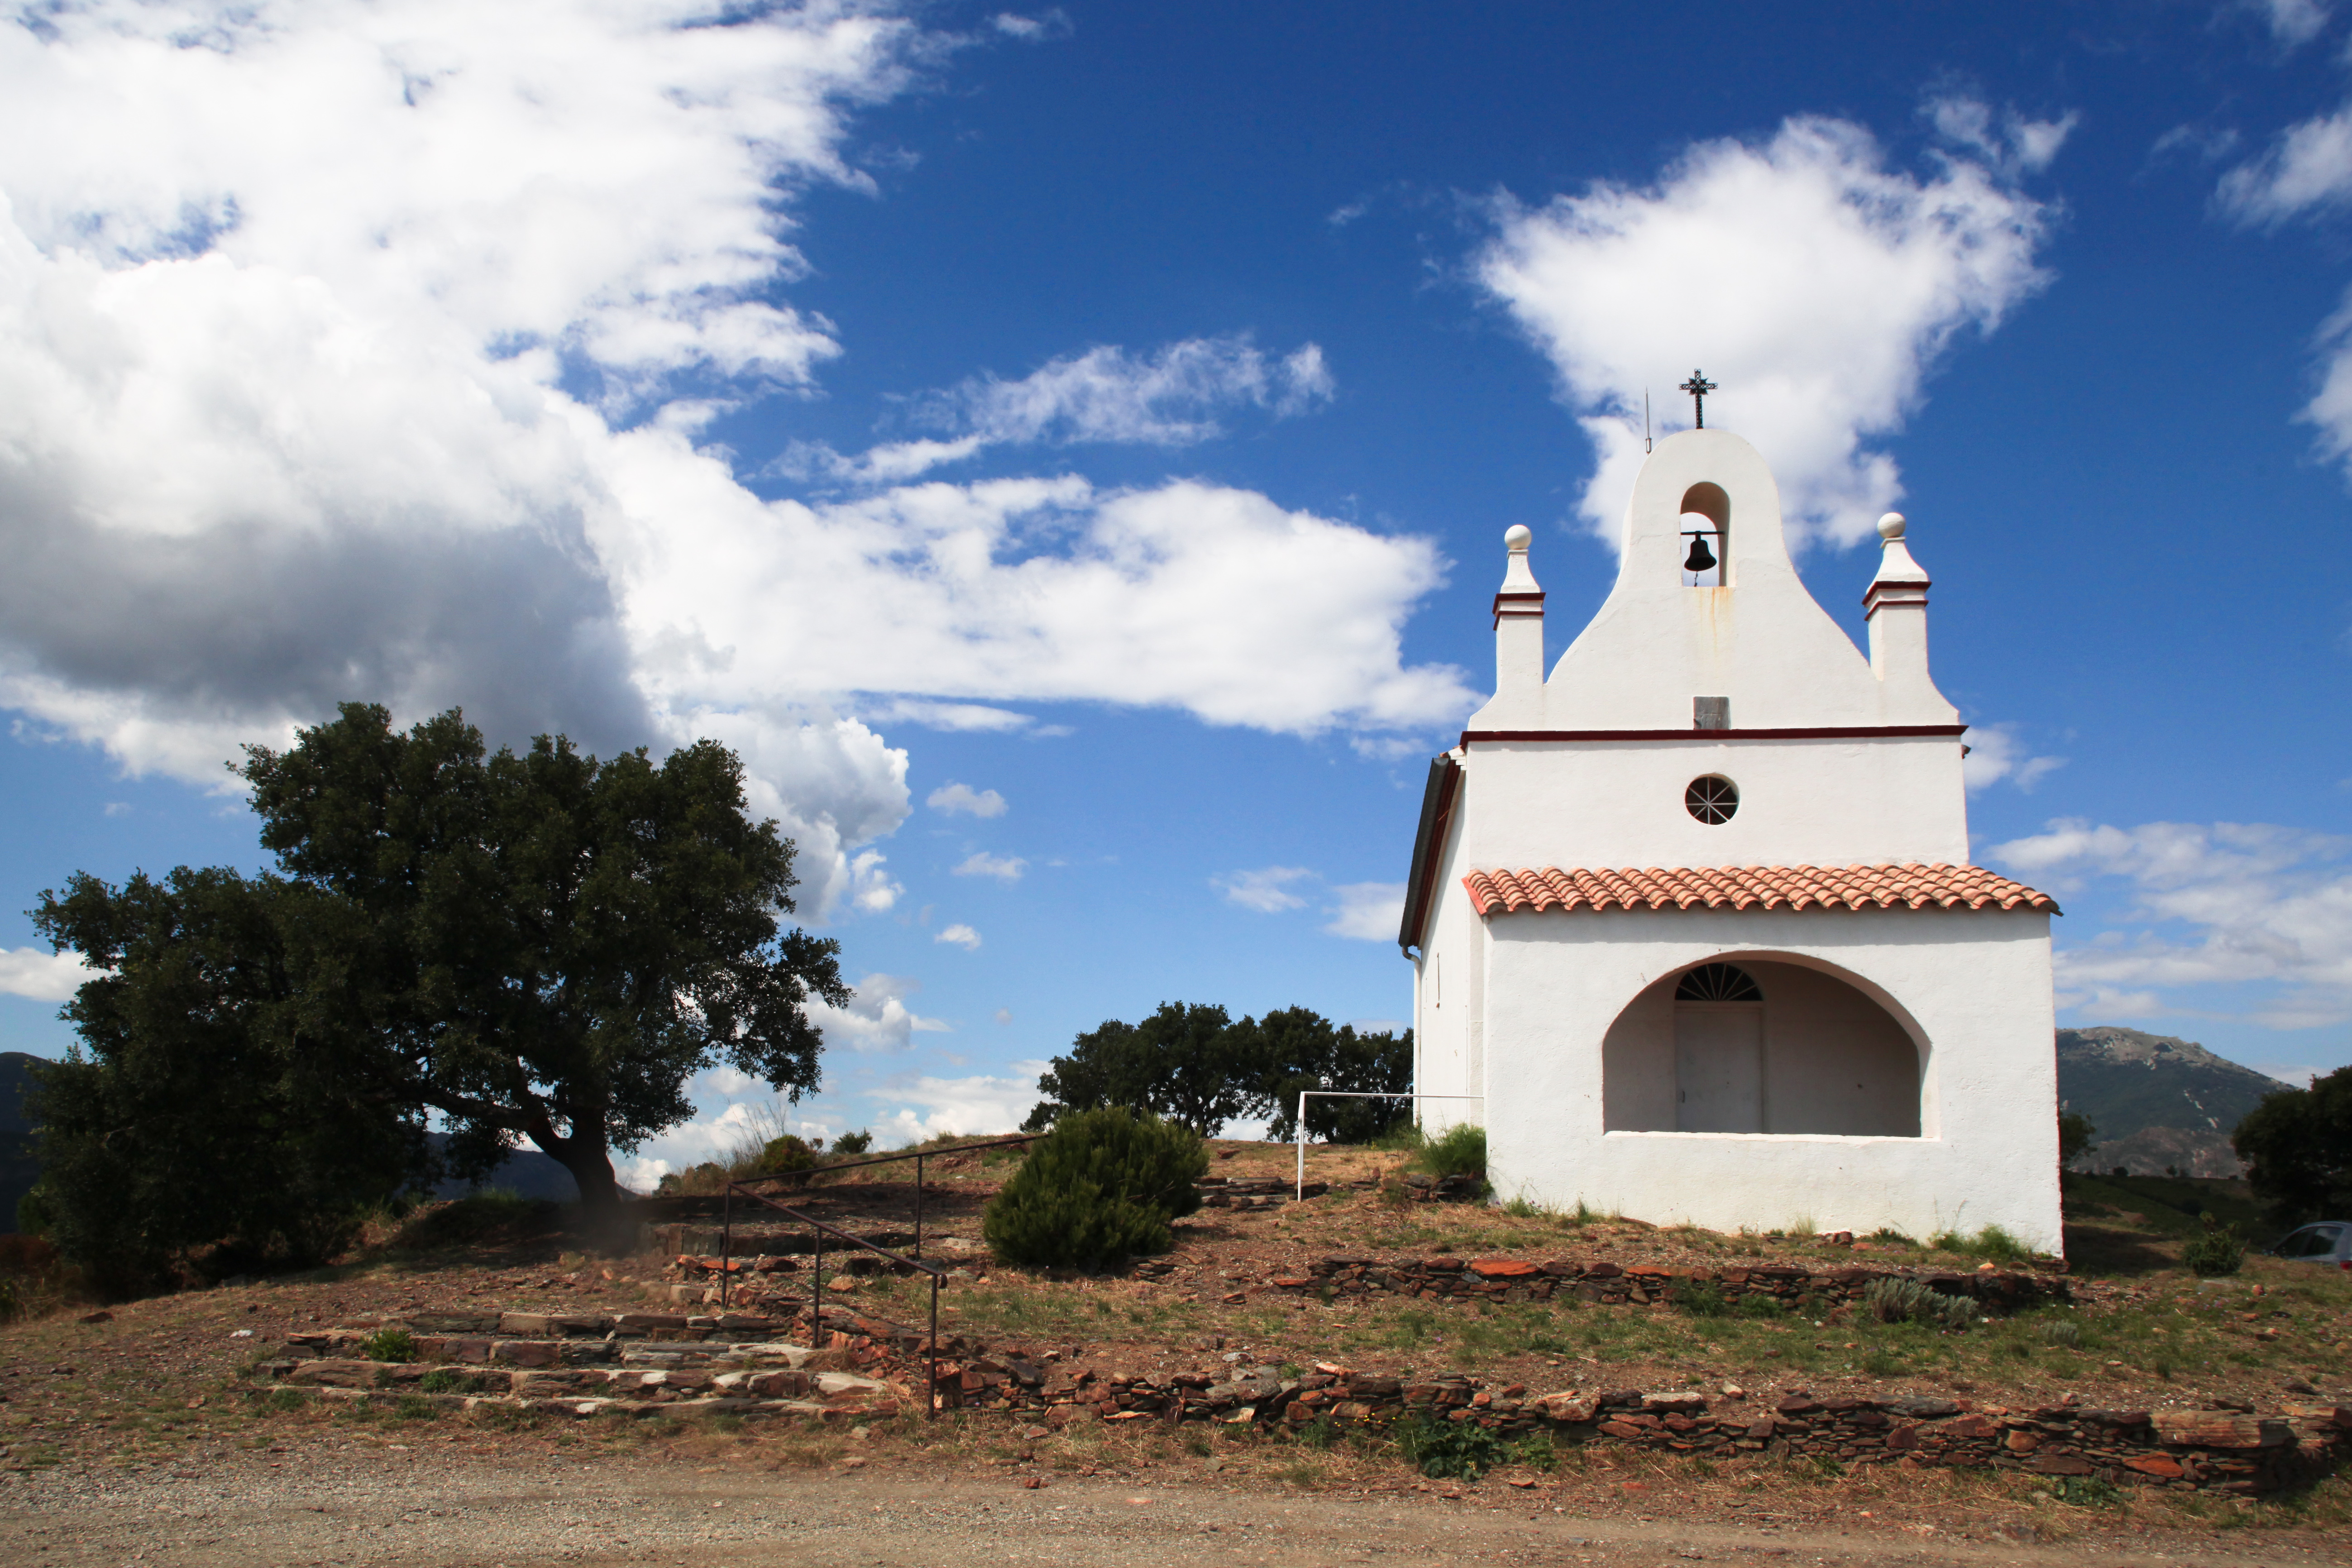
[1861,1276,1975,1330]
[419,1368,483,1395]
[2037,1317,2083,1348]
[1396,1412,1505,1480]
[981,1107,1206,1270]
[359,1327,418,1363]
[831,1129,874,1157]
[1675,1280,1729,1318]
[1735,1291,1787,1320]
[1929,1224,2029,1264]
[758,1135,817,1174]
[2182,1214,2245,1277]
[1411,1123,1487,1180]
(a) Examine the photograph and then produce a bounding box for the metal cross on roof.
[1679,369,1717,429]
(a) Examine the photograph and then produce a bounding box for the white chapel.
[1398,423,2063,1251]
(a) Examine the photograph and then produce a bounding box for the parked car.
[2268,1222,2351,1269]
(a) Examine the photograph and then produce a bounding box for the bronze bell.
[1683,531,1717,574]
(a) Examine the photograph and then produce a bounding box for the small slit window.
[1685,774,1738,824]
[1675,963,1762,1003]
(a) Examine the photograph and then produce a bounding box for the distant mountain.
[2056,1027,2295,1179]
[424,1133,579,1202]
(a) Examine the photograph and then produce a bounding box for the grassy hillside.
[2056,1026,2293,1177]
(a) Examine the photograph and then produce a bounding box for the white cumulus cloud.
[928,782,1009,817]
[1215,866,1314,913]
[1990,818,2352,1028]
[869,1065,1046,1142]
[1324,882,1406,942]
[800,335,1337,484]
[1961,724,2066,794]
[805,973,951,1054]
[1476,110,2058,551]
[953,851,1026,883]
[0,947,94,1002]
[935,923,982,950]
[0,1,1470,924]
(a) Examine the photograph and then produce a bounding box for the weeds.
[359,1327,418,1362]
[1674,1280,1729,1318]
[1862,1276,1974,1330]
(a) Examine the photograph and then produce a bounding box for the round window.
[1685,774,1738,824]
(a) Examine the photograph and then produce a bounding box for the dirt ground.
[4,1140,2349,1563]
[7,1438,2352,1568]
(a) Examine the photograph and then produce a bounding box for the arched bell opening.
[1679,481,1730,588]
[1602,956,1923,1137]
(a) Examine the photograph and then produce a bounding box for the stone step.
[268,1385,894,1421]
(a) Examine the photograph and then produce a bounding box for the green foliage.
[2049,1474,2124,1509]
[2057,1110,2098,1165]
[1674,1279,1729,1318]
[2037,1317,2083,1348]
[2182,1214,2246,1277]
[1928,1224,2029,1263]
[394,1395,440,1421]
[360,1327,419,1362]
[1393,1415,1553,1481]
[1023,1002,1256,1136]
[1734,1291,1787,1320]
[982,1107,1206,1269]
[1021,1001,1411,1142]
[1410,1123,1487,1180]
[758,1135,817,1174]
[418,1368,483,1395]
[25,866,423,1292]
[1861,1276,1976,1330]
[1252,1009,1414,1143]
[235,703,851,1216]
[2233,1066,2352,1226]
[14,1185,53,1239]
[831,1129,873,1157]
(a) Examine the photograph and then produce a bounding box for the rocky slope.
[2057,1027,2295,1178]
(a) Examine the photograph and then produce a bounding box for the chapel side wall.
[1412,795,1481,1135]
[1454,736,1968,871]
[1482,907,2060,1251]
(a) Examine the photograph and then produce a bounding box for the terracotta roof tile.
[1460,863,2057,917]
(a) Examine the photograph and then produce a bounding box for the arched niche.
[1678,481,1730,588]
[1601,955,1924,1137]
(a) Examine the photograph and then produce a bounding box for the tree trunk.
[528,1126,629,1249]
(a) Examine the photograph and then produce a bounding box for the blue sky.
[1,0,2347,1180]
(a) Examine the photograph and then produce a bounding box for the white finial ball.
[1504,524,1532,550]
[1876,512,1907,541]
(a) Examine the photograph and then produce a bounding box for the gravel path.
[8,1447,2351,1568]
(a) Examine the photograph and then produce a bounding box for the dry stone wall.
[1265,1254,2069,1313]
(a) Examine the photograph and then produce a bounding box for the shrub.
[419,1368,483,1395]
[831,1129,874,1158]
[1861,1276,1974,1330]
[759,1135,817,1175]
[1412,1123,1487,1181]
[360,1327,418,1363]
[1675,1280,1729,1318]
[1396,1413,1505,1480]
[2037,1318,2082,1348]
[2182,1214,2245,1277]
[1735,1291,1787,1320]
[981,1107,1207,1270]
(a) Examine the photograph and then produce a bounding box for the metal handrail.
[724,1132,1039,1262]
[719,1181,951,1419]
[712,1133,1040,1420]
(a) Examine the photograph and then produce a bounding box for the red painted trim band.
[1458,724,1968,745]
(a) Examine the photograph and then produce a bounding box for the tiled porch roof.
[1461,863,2057,916]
